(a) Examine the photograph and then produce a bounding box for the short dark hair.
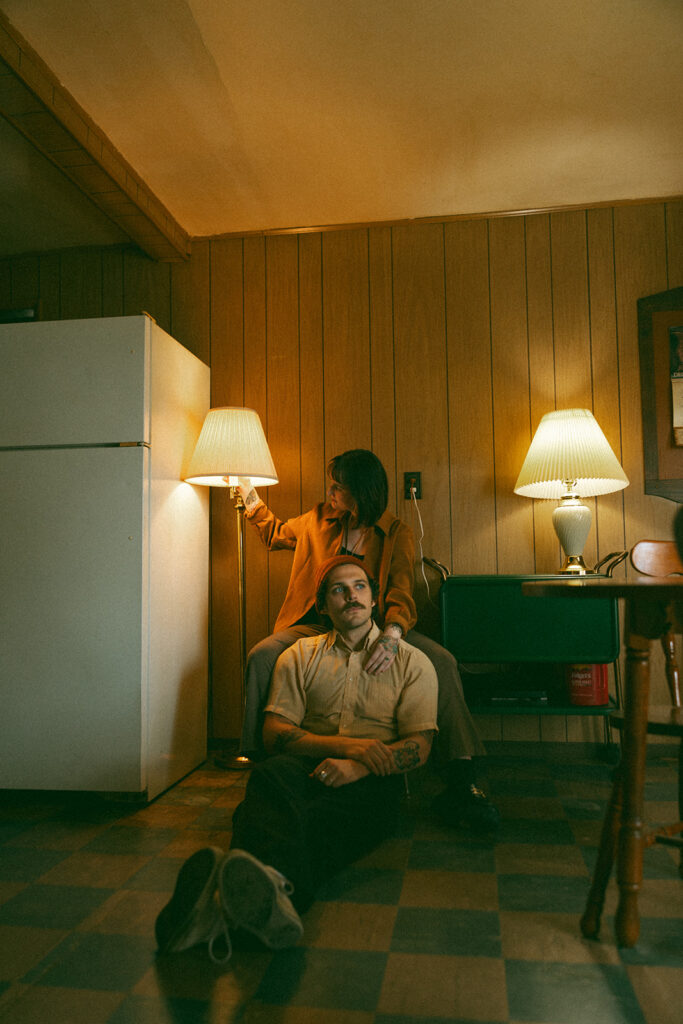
[326,449,388,527]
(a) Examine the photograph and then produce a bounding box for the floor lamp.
[184,407,278,767]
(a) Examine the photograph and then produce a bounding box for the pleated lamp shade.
[184,407,278,487]
[514,409,628,499]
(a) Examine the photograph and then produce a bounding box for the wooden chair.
[581,540,683,942]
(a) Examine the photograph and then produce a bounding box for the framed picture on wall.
[637,285,683,502]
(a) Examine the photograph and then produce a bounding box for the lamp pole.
[234,488,249,754]
[215,487,252,770]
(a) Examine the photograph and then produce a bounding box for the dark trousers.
[230,754,404,913]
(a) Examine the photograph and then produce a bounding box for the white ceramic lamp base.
[552,497,592,574]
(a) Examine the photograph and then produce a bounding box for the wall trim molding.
[199,194,683,242]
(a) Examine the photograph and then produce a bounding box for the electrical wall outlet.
[403,471,422,499]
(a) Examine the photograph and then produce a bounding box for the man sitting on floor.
[155,554,437,962]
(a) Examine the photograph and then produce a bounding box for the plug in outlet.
[403,471,422,499]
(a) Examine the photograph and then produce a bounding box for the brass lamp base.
[559,554,594,575]
[213,750,253,771]
[231,754,253,770]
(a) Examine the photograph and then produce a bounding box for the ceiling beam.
[0,10,190,261]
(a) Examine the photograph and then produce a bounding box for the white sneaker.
[155,846,231,963]
[218,848,303,949]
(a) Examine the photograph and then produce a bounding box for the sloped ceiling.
[0,0,682,260]
[0,116,129,256]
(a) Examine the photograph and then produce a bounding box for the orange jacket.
[245,501,417,635]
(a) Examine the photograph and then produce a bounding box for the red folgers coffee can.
[566,663,609,706]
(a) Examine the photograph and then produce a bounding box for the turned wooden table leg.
[615,609,651,947]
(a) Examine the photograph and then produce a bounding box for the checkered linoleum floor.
[0,741,681,1024]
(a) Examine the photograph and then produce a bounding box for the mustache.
[344,601,363,608]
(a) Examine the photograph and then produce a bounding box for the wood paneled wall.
[3,199,683,743]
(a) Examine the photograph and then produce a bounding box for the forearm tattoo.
[392,739,421,771]
[273,724,307,754]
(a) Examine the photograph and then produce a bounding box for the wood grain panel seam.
[612,210,628,550]
[608,206,628,471]
[241,238,247,400]
[521,216,537,573]
[296,233,304,514]
[367,227,373,457]
[485,219,500,573]
[319,232,328,480]
[390,225,398,505]
[664,204,671,291]
[583,210,597,405]
[441,221,454,573]
[364,228,373,461]
[547,214,558,411]
[207,240,213,374]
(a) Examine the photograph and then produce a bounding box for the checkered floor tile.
[0,741,680,1023]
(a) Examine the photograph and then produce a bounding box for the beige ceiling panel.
[0,0,681,246]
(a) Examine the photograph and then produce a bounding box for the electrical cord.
[410,485,435,604]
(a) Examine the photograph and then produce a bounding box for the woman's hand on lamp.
[237,478,262,512]
[365,625,402,674]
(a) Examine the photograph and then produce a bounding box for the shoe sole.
[219,850,302,949]
[155,846,223,953]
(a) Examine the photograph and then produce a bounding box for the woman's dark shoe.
[432,783,500,831]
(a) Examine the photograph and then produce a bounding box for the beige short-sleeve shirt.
[265,623,438,742]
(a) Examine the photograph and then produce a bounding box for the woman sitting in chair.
[235,447,499,830]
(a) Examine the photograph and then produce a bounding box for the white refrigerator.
[0,314,210,800]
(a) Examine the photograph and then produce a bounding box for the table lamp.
[514,408,629,574]
[185,407,278,766]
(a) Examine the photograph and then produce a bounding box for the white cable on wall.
[410,485,434,604]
